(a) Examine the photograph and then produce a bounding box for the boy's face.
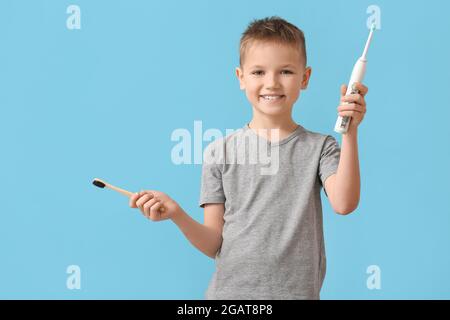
[236,41,311,119]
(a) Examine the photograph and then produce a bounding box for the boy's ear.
[236,67,245,90]
[301,67,312,89]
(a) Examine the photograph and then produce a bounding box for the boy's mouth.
[259,94,285,101]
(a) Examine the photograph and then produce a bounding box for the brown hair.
[239,16,307,67]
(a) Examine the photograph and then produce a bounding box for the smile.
[260,95,285,101]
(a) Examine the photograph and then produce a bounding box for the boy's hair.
[239,16,307,68]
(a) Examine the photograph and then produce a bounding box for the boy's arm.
[324,127,360,215]
[171,203,224,258]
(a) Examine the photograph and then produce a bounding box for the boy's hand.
[129,190,181,222]
[337,82,368,131]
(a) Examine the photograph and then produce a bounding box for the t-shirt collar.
[243,123,304,146]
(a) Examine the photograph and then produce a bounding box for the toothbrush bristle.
[92,179,106,188]
[371,23,376,31]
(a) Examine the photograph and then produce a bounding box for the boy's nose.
[265,74,281,89]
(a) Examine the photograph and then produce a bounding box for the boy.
[129,17,367,299]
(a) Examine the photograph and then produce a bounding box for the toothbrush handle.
[334,58,366,134]
[104,183,134,197]
[105,182,166,213]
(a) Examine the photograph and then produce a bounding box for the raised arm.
[327,82,367,214]
[324,128,360,215]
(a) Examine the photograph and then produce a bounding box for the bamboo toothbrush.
[92,178,165,212]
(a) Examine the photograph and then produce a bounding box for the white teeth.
[261,95,284,100]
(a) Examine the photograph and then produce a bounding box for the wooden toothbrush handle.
[104,182,133,197]
[105,182,166,213]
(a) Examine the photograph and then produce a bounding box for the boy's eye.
[251,70,264,76]
[251,70,294,76]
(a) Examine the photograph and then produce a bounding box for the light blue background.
[1,0,449,299]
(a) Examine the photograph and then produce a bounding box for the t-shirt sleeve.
[198,142,226,208]
[318,135,341,197]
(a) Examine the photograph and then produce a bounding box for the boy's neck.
[248,115,299,142]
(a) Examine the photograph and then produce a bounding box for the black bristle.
[92,179,105,188]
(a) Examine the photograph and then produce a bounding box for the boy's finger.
[140,190,154,198]
[143,198,158,218]
[136,194,153,209]
[340,84,347,97]
[129,193,140,208]
[341,93,365,105]
[338,103,365,113]
[353,82,368,96]
[150,201,162,221]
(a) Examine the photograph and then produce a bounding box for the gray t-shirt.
[198,123,341,299]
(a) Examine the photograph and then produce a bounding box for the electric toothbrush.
[334,23,376,134]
